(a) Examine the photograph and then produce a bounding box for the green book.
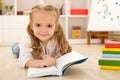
[98,59,120,66]
[103,51,120,54]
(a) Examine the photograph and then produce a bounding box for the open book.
[27,51,88,78]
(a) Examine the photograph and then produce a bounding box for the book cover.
[71,9,88,15]
[102,47,120,52]
[100,66,120,70]
[98,58,120,66]
[103,51,120,54]
[105,40,120,48]
[27,51,88,78]
[102,54,120,58]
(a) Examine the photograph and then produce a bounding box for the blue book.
[102,54,120,58]
[27,51,88,78]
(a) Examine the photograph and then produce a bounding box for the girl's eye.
[36,24,41,27]
[47,24,52,28]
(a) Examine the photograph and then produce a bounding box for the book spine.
[105,40,120,48]
[102,48,120,52]
[98,59,120,66]
[103,51,120,54]
[102,54,120,58]
[71,9,88,15]
[105,44,120,48]
[100,66,120,70]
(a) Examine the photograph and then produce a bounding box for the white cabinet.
[66,0,90,43]
[3,16,29,29]
[3,29,26,42]
[3,16,29,43]
[0,0,90,45]
[0,29,3,42]
[0,16,3,42]
[0,16,29,44]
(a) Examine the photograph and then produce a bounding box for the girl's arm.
[25,59,45,68]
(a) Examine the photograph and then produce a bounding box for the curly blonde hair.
[27,4,72,58]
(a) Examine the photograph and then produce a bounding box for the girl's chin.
[39,37,49,41]
[38,36,51,40]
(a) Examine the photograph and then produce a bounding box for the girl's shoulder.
[23,32,31,40]
[20,32,31,46]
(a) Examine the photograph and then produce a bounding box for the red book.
[71,9,88,15]
[105,40,120,48]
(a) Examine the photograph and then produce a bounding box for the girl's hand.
[42,54,57,67]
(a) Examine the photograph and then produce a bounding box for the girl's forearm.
[25,59,45,68]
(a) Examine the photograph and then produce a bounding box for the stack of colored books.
[23,8,31,15]
[98,40,120,70]
[72,26,81,39]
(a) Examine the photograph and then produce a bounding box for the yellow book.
[72,30,81,39]
[102,47,120,52]
[72,30,81,34]
[100,66,120,70]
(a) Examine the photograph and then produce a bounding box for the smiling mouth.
[40,34,48,36]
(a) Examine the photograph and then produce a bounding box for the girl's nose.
[41,26,47,32]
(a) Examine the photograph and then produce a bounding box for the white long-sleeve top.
[19,33,62,68]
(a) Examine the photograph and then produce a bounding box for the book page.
[56,51,87,72]
[27,66,62,78]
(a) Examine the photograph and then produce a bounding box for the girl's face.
[31,11,57,43]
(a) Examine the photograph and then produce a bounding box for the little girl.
[18,4,72,68]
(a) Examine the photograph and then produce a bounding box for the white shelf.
[60,15,66,17]
[68,15,88,18]
[65,0,89,40]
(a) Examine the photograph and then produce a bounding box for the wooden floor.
[0,44,120,80]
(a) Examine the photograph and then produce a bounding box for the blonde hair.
[27,4,72,58]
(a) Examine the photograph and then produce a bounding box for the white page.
[27,66,62,78]
[56,51,87,71]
